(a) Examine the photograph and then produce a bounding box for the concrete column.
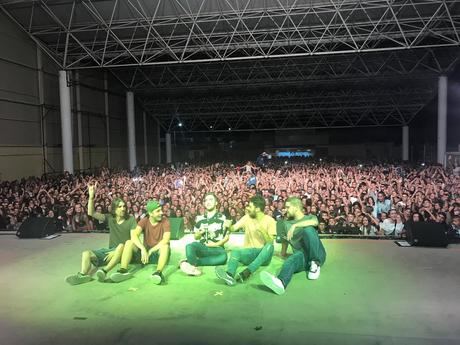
[437,76,447,165]
[58,70,74,174]
[126,91,136,171]
[104,71,111,168]
[402,125,409,161]
[166,132,172,163]
[143,111,148,164]
[75,71,84,171]
[37,46,47,174]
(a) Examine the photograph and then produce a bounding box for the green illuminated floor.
[1,233,459,345]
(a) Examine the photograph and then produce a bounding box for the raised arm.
[87,182,105,222]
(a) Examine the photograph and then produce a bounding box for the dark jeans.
[278,226,326,287]
[186,241,227,266]
[227,243,274,276]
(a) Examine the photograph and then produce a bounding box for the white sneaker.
[180,260,201,276]
[260,271,285,295]
[308,261,320,280]
[96,269,107,282]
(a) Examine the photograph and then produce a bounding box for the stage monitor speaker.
[406,222,448,247]
[16,217,57,239]
[169,217,184,240]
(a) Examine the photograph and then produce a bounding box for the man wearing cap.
[110,200,170,284]
[65,182,137,285]
[179,192,229,276]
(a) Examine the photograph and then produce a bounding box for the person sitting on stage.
[65,182,136,285]
[179,192,229,276]
[260,196,326,295]
[215,195,276,285]
[110,200,170,285]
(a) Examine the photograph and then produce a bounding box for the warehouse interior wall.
[0,11,159,181]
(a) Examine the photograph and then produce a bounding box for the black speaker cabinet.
[16,217,57,239]
[406,222,448,247]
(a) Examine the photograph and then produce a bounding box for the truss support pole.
[157,122,161,164]
[143,111,148,165]
[58,70,74,174]
[126,91,137,171]
[402,126,409,161]
[437,76,447,165]
[104,71,111,168]
[75,71,84,171]
[166,132,172,163]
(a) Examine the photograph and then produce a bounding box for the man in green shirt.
[179,192,229,276]
[65,182,137,285]
[260,196,326,295]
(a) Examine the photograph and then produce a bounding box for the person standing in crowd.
[215,195,276,285]
[71,203,92,232]
[179,192,229,276]
[260,196,326,295]
[110,200,170,285]
[65,183,136,285]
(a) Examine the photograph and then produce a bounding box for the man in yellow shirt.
[215,195,276,285]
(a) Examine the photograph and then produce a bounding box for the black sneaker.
[236,268,251,283]
[151,271,165,285]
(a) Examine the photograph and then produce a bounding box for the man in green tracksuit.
[260,196,326,295]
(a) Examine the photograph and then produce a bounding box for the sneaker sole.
[96,270,106,282]
[110,272,132,283]
[215,267,235,286]
[260,271,285,295]
[151,275,162,285]
[308,267,320,280]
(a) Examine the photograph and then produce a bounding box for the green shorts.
[91,247,115,267]
[132,247,171,265]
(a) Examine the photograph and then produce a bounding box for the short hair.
[203,192,218,203]
[286,196,303,210]
[249,195,265,212]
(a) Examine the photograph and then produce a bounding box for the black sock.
[241,268,251,280]
[118,268,128,274]
[102,268,107,274]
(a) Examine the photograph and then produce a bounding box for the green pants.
[227,244,274,276]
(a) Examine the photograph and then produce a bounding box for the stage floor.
[1,233,459,345]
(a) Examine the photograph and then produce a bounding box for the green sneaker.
[65,272,92,285]
[215,267,236,286]
[110,271,133,283]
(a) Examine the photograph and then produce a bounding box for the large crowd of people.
[0,161,459,240]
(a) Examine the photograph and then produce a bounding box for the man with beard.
[110,200,170,285]
[260,196,326,295]
[215,195,276,285]
[179,192,229,276]
[65,183,136,285]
